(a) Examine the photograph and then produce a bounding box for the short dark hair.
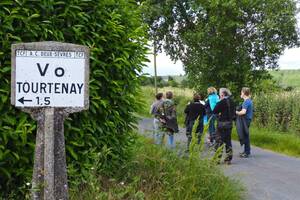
[193,93,200,101]
[155,93,163,100]
[166,91,173,99]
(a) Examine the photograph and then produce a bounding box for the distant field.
[270,69,300,88]
[160,70,300,89]
[161,75,185,83]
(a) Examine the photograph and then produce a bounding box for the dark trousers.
[186,119,204,149]
[244,119,251,155]
[215,127,233,161]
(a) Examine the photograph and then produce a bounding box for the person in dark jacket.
[184,93,206,150]
[213,88,235,164]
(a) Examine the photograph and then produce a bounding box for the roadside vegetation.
[139,86,300,157]
[69,135,244,200]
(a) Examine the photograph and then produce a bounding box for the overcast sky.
[143,48,300,76]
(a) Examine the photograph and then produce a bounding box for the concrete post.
[31,108,69,200]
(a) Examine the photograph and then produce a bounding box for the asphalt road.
[138,118,300,200]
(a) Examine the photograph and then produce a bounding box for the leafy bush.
[0,0,147,197]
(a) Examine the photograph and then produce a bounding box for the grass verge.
[70,136,244,200]
[232,126,300,157]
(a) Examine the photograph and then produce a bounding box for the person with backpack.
[150,93,164,145]
[184,93,206,150]
[213,88,235,164]
[158,91,179,148]
[205,87,219,146]
[236,87,253,158]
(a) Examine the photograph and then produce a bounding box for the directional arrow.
[18,97,32,104]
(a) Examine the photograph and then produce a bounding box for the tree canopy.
[142,0,299,94]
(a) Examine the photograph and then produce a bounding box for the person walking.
[205,87,219,145]
[158,91,179,148]
[150,93,164,145]
[213,88,235,164]
[236,87,253,158]
[184,93,206,150]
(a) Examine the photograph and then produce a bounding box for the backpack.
[158,100,179,133]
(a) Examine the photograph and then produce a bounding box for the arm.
[184,104,190,114]
[150,103,154,115]
[213,101,222,115]
[201,104,206,116]
[236,109,246,116]
[236,100,248,116]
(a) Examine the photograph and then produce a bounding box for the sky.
[143,48,300,76]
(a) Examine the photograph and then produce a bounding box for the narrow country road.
[138,118,300,200]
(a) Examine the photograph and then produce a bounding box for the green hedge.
[0,0,147,197]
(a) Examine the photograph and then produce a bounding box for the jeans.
[167,133,175,148]
[153,118,164,145]
[215,127,233,162]
[186,119,204,150]
[244,119,251,155]
[208,114,216,142]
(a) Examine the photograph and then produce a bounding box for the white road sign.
[14,50,86,107]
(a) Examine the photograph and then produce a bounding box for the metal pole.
[154,43,158,94]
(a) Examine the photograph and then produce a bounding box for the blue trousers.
[153,118,164,145]
[208,114,216,142]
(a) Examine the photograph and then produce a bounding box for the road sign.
[11,42,90,200]
[11,43,89,108]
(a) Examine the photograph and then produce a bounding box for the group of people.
[150,87,253,164]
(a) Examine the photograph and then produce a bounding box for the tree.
[141,0,299,95]
[168,75,174,81]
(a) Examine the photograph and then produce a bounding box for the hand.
[160,118,166,124]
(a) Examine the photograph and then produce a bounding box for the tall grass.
[254,91,300,135]
[70,135,244,200]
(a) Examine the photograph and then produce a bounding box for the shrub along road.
[138,118,300,200]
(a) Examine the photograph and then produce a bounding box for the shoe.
[224,160,231,165]
[208,141,216,147]
[240,153,250,158]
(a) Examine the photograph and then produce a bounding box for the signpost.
[11,42,89,200]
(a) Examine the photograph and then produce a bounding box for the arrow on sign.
[18,97,32,104]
